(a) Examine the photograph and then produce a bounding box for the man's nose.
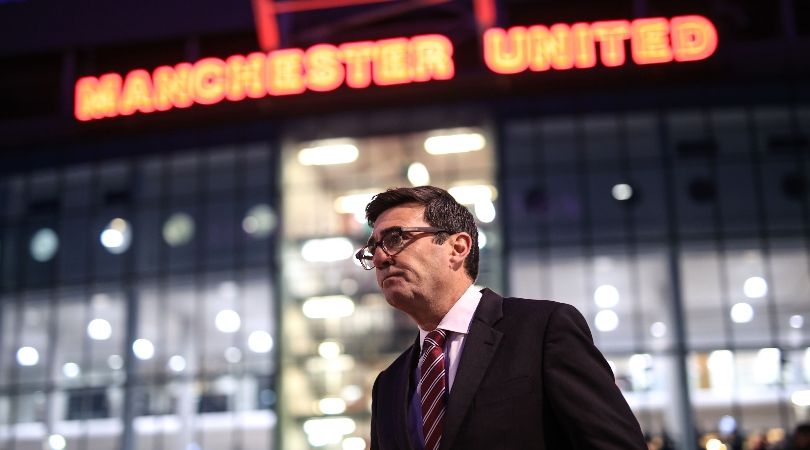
[371,245,391,269]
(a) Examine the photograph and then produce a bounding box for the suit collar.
[441,288,504,450]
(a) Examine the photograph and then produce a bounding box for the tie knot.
[424,329,446,351]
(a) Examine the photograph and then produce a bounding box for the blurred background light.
[424,131,485,154]
[100,218,132,254]
[594,284,620,308]
[30,228,59,262]
[730,302,754,323]
[298,141,358,165]
[248,330,274,353]
[303,296,355,319]
[611,183,634,201]
[132,338,155,360]
[87,318,112,340]
[743,276,768,299]
[62,362,81,378]
[215,309,241,333]
[406,162,430,186]
[301,237,354,262]
[163,212,195,246]
[448,184,496,205]
[242,204,277,238]
[594,309,619,332]
[16,346,39,366]
[168,355,186,372]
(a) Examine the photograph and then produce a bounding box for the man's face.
[369,203,448,313]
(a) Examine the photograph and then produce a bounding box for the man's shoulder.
[377,341,416,380]
[490,290,573,314]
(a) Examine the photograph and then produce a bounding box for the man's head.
[361,186,478,329]
[365,186,479,280]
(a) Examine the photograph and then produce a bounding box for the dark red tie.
[419,329,447,450]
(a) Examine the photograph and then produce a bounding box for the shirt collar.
[419,284,483,348]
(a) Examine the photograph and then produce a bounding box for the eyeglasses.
[355,226,449,270]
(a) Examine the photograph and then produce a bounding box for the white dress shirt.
[417,283,483,391]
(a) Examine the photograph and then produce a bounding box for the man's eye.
[384,233,402,247]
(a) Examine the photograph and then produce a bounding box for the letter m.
[75,74,123,121]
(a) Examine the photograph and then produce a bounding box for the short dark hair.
[365,186,479,280]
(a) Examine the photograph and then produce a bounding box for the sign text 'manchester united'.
[75,15,717,121]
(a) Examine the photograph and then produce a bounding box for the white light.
[628,353,653,390]
[424,132,485,155]
[48,434,67,450]
[301,237,354,263]
[474,200,496,223]
[407,162,430,186]
[62,362,81,378]
[478,230,487,249]
[341,385,363,402]
[611,184,633,201]
[215,309,241,333]
[168,355,186,372]
[242,204,277,238]
[650,321,667,338]
[790,315,804,329]
[754,348,780,385]
[334,192,377,224]
[298,141,359,166]
[708,350,734,391]
[163,212,195,246]
[132,339,155,360]
[303,417,356,440]
[16,346,39,366]
[706,438,724,450]
[100,218,132,254]
[87,318,112,340]
[628,353,652,372]
[743,276,768,299]
[730,302,754,323]
[302,296,355,319]
[319,341,342,359]
[30,228,59,262]
[718,415,737,434]
[342,437,367,450]
[448,184,497,205]
[594,310,619,332]
[319,397,347,415]
[248,331,274,353]
[225,346,242,363]
[594,284,620,308]
[108,354,124,370]
[792,390,810,407]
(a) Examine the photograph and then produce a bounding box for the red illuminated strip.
[74,34,455,121]
[483,15,718,74]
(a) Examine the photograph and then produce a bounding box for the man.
[357,185,647,450]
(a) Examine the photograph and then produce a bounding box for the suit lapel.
[395,338,420,450]
[441,288,504,450]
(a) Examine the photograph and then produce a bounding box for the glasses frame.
[355,226,449,270]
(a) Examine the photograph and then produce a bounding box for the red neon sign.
[483,15,718,74]
[75,34,455,121]
[74,15,718,122]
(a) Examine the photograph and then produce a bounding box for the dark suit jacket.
[370,288,647,450]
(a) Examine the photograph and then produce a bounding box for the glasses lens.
[359,247,374,270]
[381,230,404,254]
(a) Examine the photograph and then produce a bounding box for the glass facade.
[0,103,808,450]
[0,144,280,450]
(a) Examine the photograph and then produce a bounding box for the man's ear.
[448,232,472,267]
